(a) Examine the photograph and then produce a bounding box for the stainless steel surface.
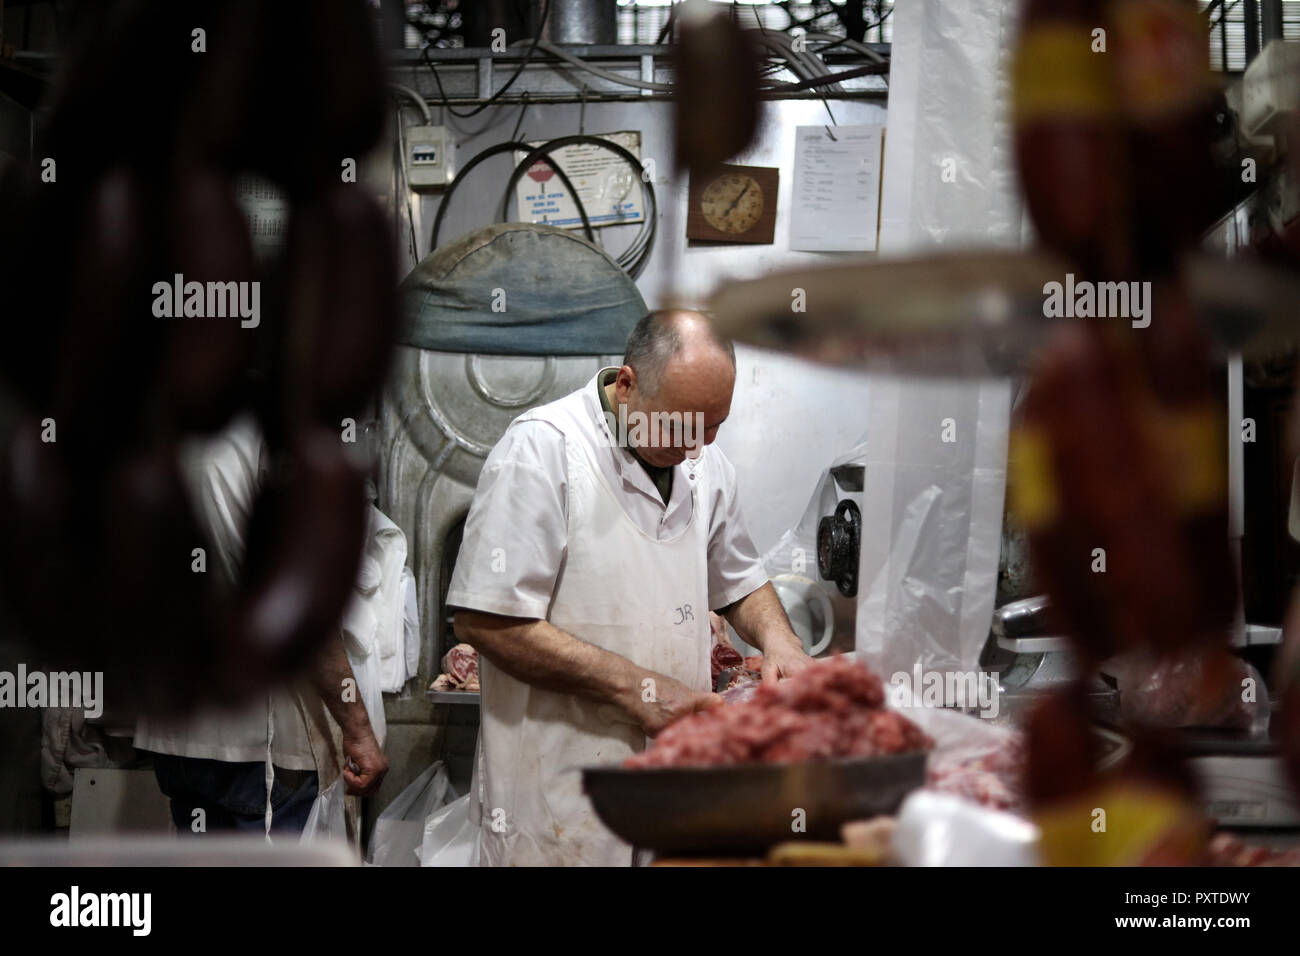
[0,836,357,866]
[709,250,1300,377]
[542,0,618,46]
[1242,624,1284,646]
[995,634,1073,654]
[427,690,481,706]
[992,595,1050,638]
[583,752,927,856]
[710,249,1066,378]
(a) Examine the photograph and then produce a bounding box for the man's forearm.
[721,582,803,655]
[310,632,375,739]
[453,610,643,711]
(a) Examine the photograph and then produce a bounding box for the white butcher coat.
[446,370,768,866]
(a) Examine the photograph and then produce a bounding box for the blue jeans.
[150,753,319,835]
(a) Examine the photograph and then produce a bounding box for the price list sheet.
[789,125,884,252]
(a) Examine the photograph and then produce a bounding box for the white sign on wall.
[513,131,645,230]
[789,125,884,252]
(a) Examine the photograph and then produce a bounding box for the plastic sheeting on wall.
[856,0,1023,680]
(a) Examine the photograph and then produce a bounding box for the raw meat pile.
[924,734,1026,814]
[1207,832,1300,867]
[1120,650,1266,733]
[430,643,479,692]
[625,656,933,768]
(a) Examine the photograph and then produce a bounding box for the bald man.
[448,309,811,866]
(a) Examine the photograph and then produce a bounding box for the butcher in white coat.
[448,309,811,866]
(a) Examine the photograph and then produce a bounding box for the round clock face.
[701,172,764,234]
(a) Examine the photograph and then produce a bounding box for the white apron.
[473,390,712,866]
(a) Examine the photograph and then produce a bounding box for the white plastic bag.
[893,790,1040,867]
[418,793,480,867]
[860,0,1021,682]
[368,762,451,867]
[300,777,347,844]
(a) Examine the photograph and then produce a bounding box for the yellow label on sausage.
[1164,406,1226,513]
[1008,426,1058,530]
[1035,783,1207,866]
[1012,25,1116,123]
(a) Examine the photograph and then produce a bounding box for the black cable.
[430,140,594,252]
[656,4,678,44]
[1212,0,1242,32]
[502,137,653,270]
[422,0,551,119]
[767,62,889,91]
[393,105,419,265]
[501,135,658,278]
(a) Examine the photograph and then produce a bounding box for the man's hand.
[457,612,726,737]
[721,582,817,683]
[761,641,813,684]
[628,673,722,737]
[341,730,389,796]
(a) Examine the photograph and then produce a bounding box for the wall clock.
[686,164,779,244]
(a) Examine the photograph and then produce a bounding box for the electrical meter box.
[405,125,452,190]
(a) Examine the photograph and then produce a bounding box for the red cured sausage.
[1013,0,1130,279]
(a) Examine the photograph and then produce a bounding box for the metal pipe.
[378,90,888,107]
[1244,0,1261,64]
[540,0,617,46]
[1261,0,1284,44]
[1228,353,1246,643]
[377,0,406,51]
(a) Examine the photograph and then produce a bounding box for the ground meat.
[625,656,933,768]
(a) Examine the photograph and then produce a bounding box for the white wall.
[716,344,871,555]
[408,95,889,555]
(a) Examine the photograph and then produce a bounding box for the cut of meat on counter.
[710,641,743,681]
[1206,832,1300,867]
[430,643,479,692]
[625,656,934,769]
[719,667,763,702]
[709,613,762,695]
